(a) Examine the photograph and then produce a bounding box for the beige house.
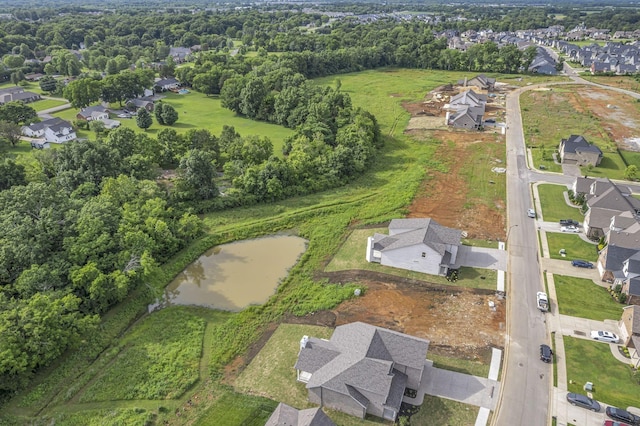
[559,135,603,167]
[618,305,640,367]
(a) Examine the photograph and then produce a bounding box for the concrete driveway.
[554,388,607,426]
[454,246,506,271]
[558,315,621,343]
[540,258,601,281]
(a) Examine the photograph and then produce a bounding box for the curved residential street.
[494,60,640,426]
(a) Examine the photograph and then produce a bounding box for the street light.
[505,224,518,243]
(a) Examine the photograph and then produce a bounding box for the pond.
[149,235,307,312]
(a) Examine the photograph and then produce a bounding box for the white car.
[590,330,619,343]
[561,226,579,233]
[527,208,536,218]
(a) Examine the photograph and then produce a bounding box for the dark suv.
[540,344,553,363]
[606,407,640,425]
[560,219,579,227]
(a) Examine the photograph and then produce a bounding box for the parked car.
[527,208,536,218]
[590,330,619,343]
[604,420,631,426]
[561,225,580,233]
[606,407,640,425]
[571,260,593,268]
[485,119,496,123]
[117,113,131,118]
[566,392,601,412]
[560,219,579,227]
[540,344,553,363]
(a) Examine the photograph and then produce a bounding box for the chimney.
[464,76,468,87]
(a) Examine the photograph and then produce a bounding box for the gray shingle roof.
[623,305,640,334]
[604,245,639,271]
[265,403,336,426]
[562,135,602,155]
[608,222,640,249]
[296,322,429,411]
[627,277,640,297]
[382,218,462,256]
[26,117,68,132]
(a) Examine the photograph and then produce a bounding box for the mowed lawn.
[325,228,497,290]
[546,233,598,261]
[52,91,294,153]
[193,391,278,426]
[553,275,624,321]
[234,324,333,409]
[537,184,582,222]
[564,336,639,409]
[31,98,68,112]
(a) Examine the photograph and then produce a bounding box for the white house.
[77,105,109,121]
[23,118,76,143]
[366,218,462,276]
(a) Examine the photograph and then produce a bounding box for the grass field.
[31,98,68,111]
[428,353,490,378]
[234,324,334,409]
[193,391,278,426]
[546,233,598,261]
[530,147,562,173]
[325,228,497,290]
[537,184,582,222]
[407,395,479,426]
[51,91,294,153]
[553,275,624,321]
[564,336,640,409]
[620,150,640,168]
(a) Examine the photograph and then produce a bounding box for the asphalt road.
[493,86,550,426]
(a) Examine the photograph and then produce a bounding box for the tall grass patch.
[553,275,623,321]
[193,391,278,426]
[78,307,206,402]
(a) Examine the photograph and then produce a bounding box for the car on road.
[603,421,631,426]
[527,208,536,218]
[539,344,553,363]
[606,407,640,425]
[560,219,579,227]
[561,225,580,233]
[571,259,593,268]
[566,392,601,412]
[590,330,619,343]
[117,113,132,118]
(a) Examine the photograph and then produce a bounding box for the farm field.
[1,68,543,425]
[521,84,640,180]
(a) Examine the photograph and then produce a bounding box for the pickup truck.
[559,219,579,227]
[536,292,549,312]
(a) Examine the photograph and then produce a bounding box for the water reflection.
[149,235,307,312]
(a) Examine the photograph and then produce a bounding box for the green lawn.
[564,336,640,409]
[234,324,333,409]
[325,228,497,290]
[537,184,582,222]
[620,151,640,168]
[406,395,479,426]
[31,98,68,112]
[428,353,490,378]
[193,391,278,426]
[77,307,207,402]
[553,275,624,321]
[51,91,295,153]
[546,233,598,261]
[530,147,562,173]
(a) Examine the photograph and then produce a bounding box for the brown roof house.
[294,322,430,421]
[559,135,603,167]
[366,218,462,276]
[618,305,640,367]
[265,403,335,426]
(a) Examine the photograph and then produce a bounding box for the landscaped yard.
[546,233,598,261]
[530,147,562,173]
[564,336,640,409]
[406,395,479,426]
[553,275,624,321]
[537,184,582,222]
[30,98,68,112]
[325,228,497,290]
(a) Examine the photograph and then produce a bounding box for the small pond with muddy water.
[149,234,307,312]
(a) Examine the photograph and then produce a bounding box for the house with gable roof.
[584,181,640,239]
[22,117,76,144]
[445,89,486,129]
[366,218,462,276]
[618,305,640,367]
[458,74,496,91]
[559,135,603,167]
[295,322,430,421]
[265,403,335,426]
[76,105,109,121]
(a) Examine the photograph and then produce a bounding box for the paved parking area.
[554,388,607,426]
[540,258,601,281]
[558,315,621,341]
